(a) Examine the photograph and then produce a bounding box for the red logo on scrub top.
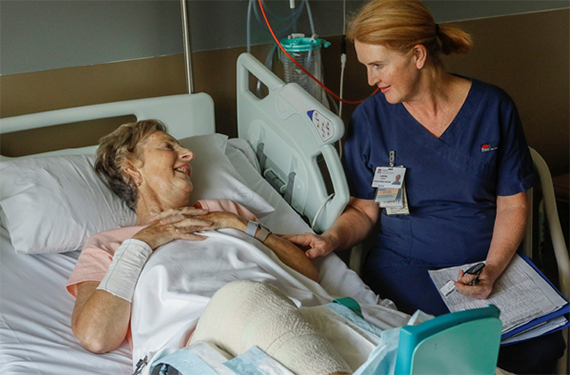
[481,143,498,152]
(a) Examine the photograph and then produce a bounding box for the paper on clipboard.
[428,255,568,338]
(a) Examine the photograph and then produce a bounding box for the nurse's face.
[355,41,422,104]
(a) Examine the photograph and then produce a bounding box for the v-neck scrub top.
[342,78,536,315]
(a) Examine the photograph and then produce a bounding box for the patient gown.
[342,78,565,374]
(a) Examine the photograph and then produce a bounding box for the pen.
[465,263,485,286]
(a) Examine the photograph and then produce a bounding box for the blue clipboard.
[499,254,570,345]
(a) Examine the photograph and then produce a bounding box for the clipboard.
[499,254,569,345]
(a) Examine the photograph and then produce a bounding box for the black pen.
[465,263,485,286]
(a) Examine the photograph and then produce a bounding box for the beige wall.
[1,9,568,176]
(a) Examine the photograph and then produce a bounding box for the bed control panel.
[308,110,334,143]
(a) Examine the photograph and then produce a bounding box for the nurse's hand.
[280,232,337,259]
[454,267,495,300]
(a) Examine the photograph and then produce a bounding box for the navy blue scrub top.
[342,78,536,268]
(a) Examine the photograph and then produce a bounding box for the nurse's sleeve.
[342,113,377,201]
[495,99,537,196]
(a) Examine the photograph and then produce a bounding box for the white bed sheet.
[0,226,132,374]
[0,140,408,375]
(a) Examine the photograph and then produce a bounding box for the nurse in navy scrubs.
[285,0,565,373]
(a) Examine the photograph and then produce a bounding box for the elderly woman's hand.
[132,220,208,250]
[151,206,212,229]
[154,208,247,234]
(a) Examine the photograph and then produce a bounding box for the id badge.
[386,183,410,215]
[372,166,406,188]
[375,188,399,203]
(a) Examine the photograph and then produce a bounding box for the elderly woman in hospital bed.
[66,119,364,375]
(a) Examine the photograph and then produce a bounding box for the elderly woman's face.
[130,131,194,206]
[355,41,422,104]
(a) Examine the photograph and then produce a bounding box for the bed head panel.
[0,93,215,160]
[236,53,349,233]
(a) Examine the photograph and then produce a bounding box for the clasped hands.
[132,207,243,250]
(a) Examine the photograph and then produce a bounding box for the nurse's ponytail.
[347,0,472,70]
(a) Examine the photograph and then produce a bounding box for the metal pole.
[180,0,194,94]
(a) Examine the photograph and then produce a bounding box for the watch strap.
[255,225,271,243]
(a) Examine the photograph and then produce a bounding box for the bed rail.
[0,94,215,160]
[236,53,349,233]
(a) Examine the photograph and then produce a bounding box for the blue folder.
[499,254,570,345]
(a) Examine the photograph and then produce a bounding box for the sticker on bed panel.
[307,110,334,143]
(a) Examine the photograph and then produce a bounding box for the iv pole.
[180,0,194,94]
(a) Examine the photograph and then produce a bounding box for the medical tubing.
[253,0,304,34]
[257,0,378,105]
[259,0,304,23]
[257,45,277,96]
[249,0,303,54]
[290,1,297,32]
[304,0,316,36]
[96,238,153,303]
[247,0,252,53]
[311,193,335,229]
[339,35,347,118]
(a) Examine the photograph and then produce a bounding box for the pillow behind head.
[0,133,273,254]
[0,155,137,254]
[180,134,274,218]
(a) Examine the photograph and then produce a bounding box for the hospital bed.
[0,53,502,375]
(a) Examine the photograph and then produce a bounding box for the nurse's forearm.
[484,192,529,283]
[325,197,379,251]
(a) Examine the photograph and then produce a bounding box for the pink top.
[66,199,257,297]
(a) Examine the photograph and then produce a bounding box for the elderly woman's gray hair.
[95,119,167,209]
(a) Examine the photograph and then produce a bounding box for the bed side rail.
[236,52,349,233]
[0,93,215,160]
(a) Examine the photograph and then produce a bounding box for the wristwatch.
[245,221,272,243]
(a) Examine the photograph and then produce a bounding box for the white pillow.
[181,134,274,217]
[0,133,273,254]
[0,155,137,254]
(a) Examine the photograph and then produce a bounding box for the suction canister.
[279,36,330,105]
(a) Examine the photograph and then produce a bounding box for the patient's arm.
[72,281,131,353]
[162,210,320,282]
[72,222,202,353]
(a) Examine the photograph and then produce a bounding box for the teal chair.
[394,305,502,375]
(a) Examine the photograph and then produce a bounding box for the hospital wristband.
[245,221,272,243]
[96,238,153,303]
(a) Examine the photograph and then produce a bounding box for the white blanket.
[131,229,410,374]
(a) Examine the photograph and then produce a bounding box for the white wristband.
[96,238,153,303]
[245,220,272,243]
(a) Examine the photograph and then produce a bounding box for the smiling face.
[355,41,425,104]
[125,131,194,210]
